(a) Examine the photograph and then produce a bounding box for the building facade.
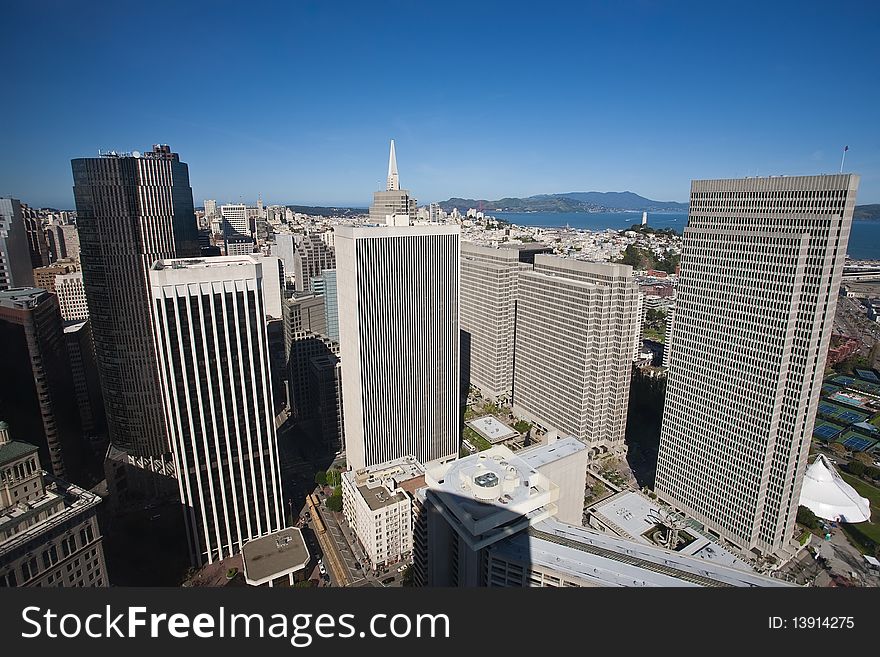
[368,141,417,225]
[292,233,335,293]
[512,257,639,457]
[150,256,285,566]
[0,198,35,291]
[55,271,89,321]
[0,421,108,588]
[71,144,200,457]
[655,174,860,555]
[0,288,84,483]
[336,224,461,470]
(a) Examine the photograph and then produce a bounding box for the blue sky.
[3,0,879,208]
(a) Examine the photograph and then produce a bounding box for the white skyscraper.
[150,255,285,566]
[336,224,461,470]
[55,271,89,321]
[655,174,860,556]
[220,203,248,236]
[369,140,417,225]
[204,199,217,218]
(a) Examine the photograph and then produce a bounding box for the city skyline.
[4,2,880,208]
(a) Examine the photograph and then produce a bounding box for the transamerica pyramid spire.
[386,139,399,191]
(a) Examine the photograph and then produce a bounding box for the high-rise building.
[0,198,35,290]
[21,202,50,268]
[459,242,550,401]
[320,269,339,341]
[655,174,860,556]
[0,421,109,588]
[204,199,217,219]
[55,271,88,322]
[220,203,248,237]
[0,288,84,482]
[293,233,335,292]
[51,224,81,263]
[512,257,639,458]
[150,256,286,566]
[71,144,200,458]
[33,260,76,293]
[284,292,333,420]
[273,232,297,282]
[336,224,460,470]
[368,140,417,225]
[63,320,105,437]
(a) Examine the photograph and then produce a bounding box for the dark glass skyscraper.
[71,145,199,457]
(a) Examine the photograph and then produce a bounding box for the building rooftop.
[151,255,258,271]
[490,518,791,587]
[241,528,310,586]
[467,416,519,444]
[589,490,750,570]
[347,455,425,512]
[0,287,49,308]
[0,440,39,467]
[518,436,587,469]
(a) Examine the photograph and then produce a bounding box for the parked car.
[397,565,407,573]
[318,561,327,576]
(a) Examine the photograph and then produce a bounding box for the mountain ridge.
[437,191,688,213]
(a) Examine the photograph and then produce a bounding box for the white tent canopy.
[799,454,871,523]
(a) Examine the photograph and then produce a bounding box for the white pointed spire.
[386,139,399,191]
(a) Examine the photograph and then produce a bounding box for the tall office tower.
[63,320,105,437]
[368,140,417,225]
[150,256,285,566]
[0,422,109,588]
[511,257,639,458]
[337,224,460,470]
[633,291,645,360]
[204,199,217,218]
[655,174,860,556]
[273,232,297,282]
[21,202,50,268]
[293,233,335,292]
[220,203,248,237]
[662,304,675,369]
[71,144,200,458]
[459,242,550,401]
[46,223,80,263]
[320,269,339,341]
[56,271,89,321]
[33,261,77,293]
[284,292,335,420]
[0,198,35,290]
[0,288,83,482]
[309,354,345,456]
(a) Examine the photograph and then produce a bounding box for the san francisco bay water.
[493,211,880,260]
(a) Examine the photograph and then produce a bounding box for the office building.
[416,445,789,588]
[63,320,105,437]
[54,224,81,262]
[71,144,200,458]
[342,455,425,571]
[512,257,639,458]
[21,202,50,268]
[0,421,109,588]
[204,199,217,219]
[336,224,460,470]
[55,271,88,322]
[273,232,297,281]
[292,233,335,292]
[220,203,248,237]
[150,256,285,566]
[0,198,35,290]
[662,304,675,369]
[0,288,83,482]
[33,260,76,293]
[320,269,338,341]
[459,242,550,401]
[655,174,860,556]
[368,140,417,225]
[284,291,336,420]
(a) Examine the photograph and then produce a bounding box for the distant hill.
[437,191,687,213]
[284,204,367,216]
[854,204,880,220]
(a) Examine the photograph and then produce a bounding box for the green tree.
[796,505,820,530]
[400,565,414,587]
[326,493,343,513]
[325,469,341,487]
[853,451,874,466]
[314,471,327,486]
[865,466,880,480]
[513,420,531,434]
[829,442,848,456]
[846,460,866,476]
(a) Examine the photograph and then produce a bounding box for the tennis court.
[817,401,870,424]
[812,419,845,442]
[855,369,880,383]
[834,430,879,453]
[821,382,842,396]
[830,375,880,396]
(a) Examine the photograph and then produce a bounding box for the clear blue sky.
[3,0,879,208]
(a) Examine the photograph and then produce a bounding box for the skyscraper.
[150,256,285,566]
[655,174,860,556]
[221,203,254,256]
[0,288,83,482]
[459,242,550,401]
[292,233,335,292]
[512,257,639,457]
[336,223,461,470]
[55,271,89,321]
[321,268,339,341]
[0,198,35,290]
[368,140,417,225]
[71,144,200,458]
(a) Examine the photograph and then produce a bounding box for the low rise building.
[241,528,311,587]
[342,455,425,571]
[0,421,108,587]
